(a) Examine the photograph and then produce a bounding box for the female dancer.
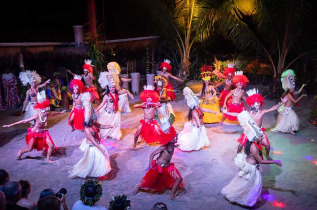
[19,70,50,125]
[272,69,307,134]
[158,59,183,100]
[69,92,114,179]
[196,75,223,123]
[177,87,217,151]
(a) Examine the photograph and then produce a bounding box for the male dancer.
[134,135,184,200]
[133,86,176,148]
[158,59,184,100]
[224,89,286,160]
[215,64,235,106]
[68,75,85,131]
[67,59,100,104]
[3,91,66,163]
[221,71,249,123]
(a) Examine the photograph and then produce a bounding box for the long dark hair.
[105,85,119,96]
[201,82,207,97]
[187,106,196,121]
[19,180,31,198]
[244,141,252,156]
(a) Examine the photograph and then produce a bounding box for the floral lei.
[109,194,131,210]
[80,180,103,206]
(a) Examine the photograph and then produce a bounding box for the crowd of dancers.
[2,59,307,206]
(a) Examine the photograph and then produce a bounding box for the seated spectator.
[72,180,106,210]
[38,189,68,210]
[3,181,28,210]
[0,169,10,191]
[151,202,168,210]
[17,180,36,210]
[0,191,6,210]
[109,194,130,210]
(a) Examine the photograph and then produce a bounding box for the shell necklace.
[233,88,241,96]
[225,78,232,84]
[39,112,47,123]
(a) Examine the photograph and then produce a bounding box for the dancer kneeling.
[221,111,282,207]
[69,93,114,179]
[3,91,65,163]
[134,135,184,200]
[177,87,218,151]
[133,86,176,148]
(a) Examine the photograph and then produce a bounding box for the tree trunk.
[179,56,190,79]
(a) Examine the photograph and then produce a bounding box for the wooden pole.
[87,0,97,37]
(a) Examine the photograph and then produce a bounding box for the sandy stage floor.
[0,84,316,210]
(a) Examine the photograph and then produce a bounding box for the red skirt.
[225,102,245,121]
[219,89,230,106]
[25,128,56,151]
[138,119,176,144]
[84,86,100,101]
[68,107,85,130]
[140,160,184,192]
[165,83,176,100]
[237,127,270,147]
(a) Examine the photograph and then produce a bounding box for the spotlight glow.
[273,151,282,154]
[273,201,285,208]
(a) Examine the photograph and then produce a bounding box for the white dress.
[69,139,111,178]
[177,122,210,151]
[98,109,122,140]
[221,153,262,207]
[23,102,39,125]
[272,106,299,133]
[119,93,131,113]
[72,200,107,210]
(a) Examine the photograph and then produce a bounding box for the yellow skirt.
[200,97,223,123]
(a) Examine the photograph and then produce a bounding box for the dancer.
[67,59,100,104]
[96,72,122,140]
[106,62,134,113]
[221,111,282,207]
[68,75,85,131]
[272,70,307,134]
[155,76,175,131]
[158,59,184,100]
[196,68,223,123]
[1,69,21,109]
[3,90,65,163]
[215,64,235,107]
[177,87,218,151]
[224,89,286,159]
[221,71,249,123]
[134,135,184,200]
[19,70,50,125]
[69,93,114,179]
[133,86,176,148]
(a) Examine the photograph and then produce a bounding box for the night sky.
[0,0,153,42]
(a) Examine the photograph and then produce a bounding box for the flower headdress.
[154,75,168,87]
[83,59,94,74]
[246,88,265,107]
[98,71,120,89]
[200,64,213,81]
[140,85,160,103]
[19,70,41,86]
[237,111,263,142]
[183,87,200,109]
[107,62,121,75]
[34,90,50,109]
[80,180,103,207]
[281,69,296,91]
[69,75,84,93]
[223,63,236,77]
[232,71,249,87]
[159,59,172,72]
[109,194,131,210]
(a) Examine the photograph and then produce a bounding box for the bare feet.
[46,159,56,163]
[133,185,140,195]
[16,151,22,160]
[169,193,176,200]
[290,131,296,135]
[71,127,75,132]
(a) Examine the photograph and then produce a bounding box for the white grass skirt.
[272,106,299,133]
[23,102,38,125]
[98,110,122,140]
[119,93,131,113]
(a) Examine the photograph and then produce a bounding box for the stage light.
[273,151,282,154]
[270,147,274,151]
[304,156,314,160]
[273,201,285,207]
[262,193,274,201]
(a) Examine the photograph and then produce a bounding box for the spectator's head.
[19,180,31,198]
[0,169,9,186]
[37,195,60,210]
[39,189,55,199]
[151,202,168,210]
[109,194,131,210]
[0,191,5,210]
[80,180,102,206]
[2,181,22,204]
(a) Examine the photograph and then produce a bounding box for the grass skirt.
[23,102,38,125]
[98,111,122,140]
[26,128,56,151]
[68,107,85,130]
[177,122,210,151]
[272,106,299,133]
[69,139,111,178]
[119,93,131,113]
[221,153,262,207]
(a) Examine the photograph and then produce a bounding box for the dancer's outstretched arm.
[251,144,282,166]
[169,74,184,83]
[201,107,218,114]
[262,100,285,114]
[37,79,50,89]
[221,109,239,117]
[3,115,38,127]
[67,69,76,76]
[95,96,107,112]
[84,127,107,154]
[119,89,134,100]
[294,84,306,95]
[288,93,307,104]
[48,110,67,117]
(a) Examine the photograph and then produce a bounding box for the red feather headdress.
[246,88,264,107]
[34,99,50,109]
[140,86,160,103]
[232,71,249,87]
[159,59,172,72]
[70,78,84,93]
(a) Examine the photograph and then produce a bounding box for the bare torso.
[160,72,171,83]
[204,85,216,101]
[28,88,38,102]
[72,94,83,108]
[143,106,157,120]
[82,74,93,87]
[285,93,294,107]
[230,88,244,104]
[249,110,264,127]
[32,113,48,132]
[157,144,174,166]
[223,78,233,91]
